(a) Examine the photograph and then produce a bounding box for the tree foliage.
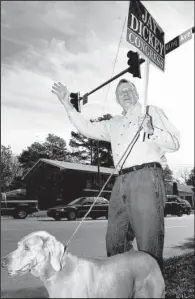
[92,114,114,167]
[69,131,94,164]
[162,165,173,182]
[186,167,195,191]
[43,134,68,160]
[69,114,114,167]
[18,133,69,174]
[181,169,190,183]
[1,145,21,191]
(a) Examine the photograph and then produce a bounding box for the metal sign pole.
[142,59,150,112]
[141,58,150,141]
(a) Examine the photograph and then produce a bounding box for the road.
[1,214,194,298]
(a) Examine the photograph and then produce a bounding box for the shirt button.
[118,143,120,145]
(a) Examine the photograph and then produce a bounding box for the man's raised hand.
[51,82,72,109]
[138,114,154,135]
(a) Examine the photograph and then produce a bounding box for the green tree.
[18,134,70,174]
[93,140,113,167]
[69,114,114,167]
[186,167,195,191]
[42,133,70,161]
[18,142,47,172]
[178,168,190,184]
[91,114,114,167]
[69,131,94,164]
[1,146,21,191]
[162,165,173,182]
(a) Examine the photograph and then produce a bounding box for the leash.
[65,115,147,249]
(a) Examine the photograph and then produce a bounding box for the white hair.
[115,79,139,103]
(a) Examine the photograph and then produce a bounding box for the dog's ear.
[45,236,64,272]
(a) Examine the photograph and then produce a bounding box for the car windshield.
[97,197,109,204]
[6,189,26,196]
[68,197,85,206]
[167,196,182,202]
[82,197,109,205]
[68,197,108,206]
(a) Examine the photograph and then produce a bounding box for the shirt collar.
[122,102,142,116]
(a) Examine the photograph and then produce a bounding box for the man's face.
[116,82,138,113]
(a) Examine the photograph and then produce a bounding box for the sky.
[1,1,194,177]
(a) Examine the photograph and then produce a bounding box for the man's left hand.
[138,114,154,134]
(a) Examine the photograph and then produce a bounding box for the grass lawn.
[165,252,194,298]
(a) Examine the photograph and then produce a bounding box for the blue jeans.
[106,165,166,273]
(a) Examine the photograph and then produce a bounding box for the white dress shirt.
[66,102,180,170]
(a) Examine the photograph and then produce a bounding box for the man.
[51,79,180,273]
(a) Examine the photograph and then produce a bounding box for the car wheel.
[14,209,27,219]
[187,210,191,215]
[68,211,76,221]
[177,211,183,217]
[91,216,97,220]
[53,216,61,221]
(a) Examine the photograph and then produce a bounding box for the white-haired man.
[51,79,180,274]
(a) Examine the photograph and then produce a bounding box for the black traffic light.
[70,92,81,112]
[127,50,141,78]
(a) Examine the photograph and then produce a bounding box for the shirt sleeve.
[148,105,180,153]
[66,107,111,142]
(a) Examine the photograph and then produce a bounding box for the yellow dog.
[1,231,165,298]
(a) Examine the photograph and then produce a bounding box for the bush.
[164,252,194,298]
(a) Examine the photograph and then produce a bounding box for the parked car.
[164,195,186,217]
[1,189,38,219]
[179,199,192,215]
[47,197,109,221]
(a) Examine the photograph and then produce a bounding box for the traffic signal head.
[70,92,81,112]
[127,50,141,78]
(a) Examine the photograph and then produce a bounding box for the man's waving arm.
[51,82,111,142]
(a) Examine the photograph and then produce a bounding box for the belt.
[119,162,162,175]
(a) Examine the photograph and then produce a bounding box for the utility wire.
[100,17,127,116]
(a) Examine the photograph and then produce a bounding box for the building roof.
[23,158,118,181]
[166,181,194,194]
[177,183,194,193]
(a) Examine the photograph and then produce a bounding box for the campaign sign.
[126,1,165,71]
